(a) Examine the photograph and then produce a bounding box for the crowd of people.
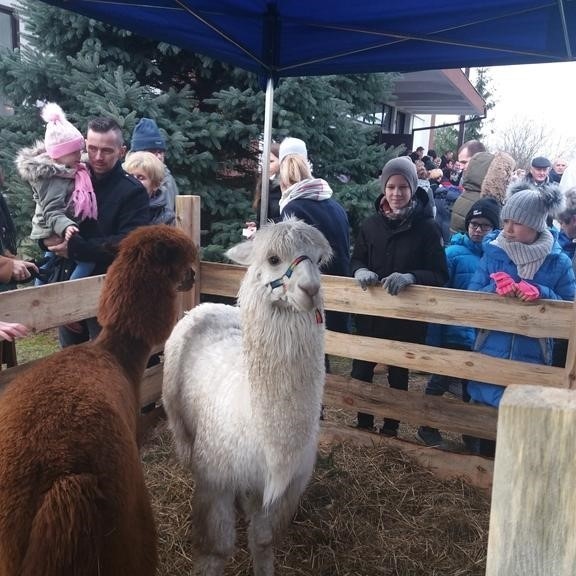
[0,103,178,347]
[2,107,576,457]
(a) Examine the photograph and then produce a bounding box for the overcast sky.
[487,62,576,147]
[440,62,576,158]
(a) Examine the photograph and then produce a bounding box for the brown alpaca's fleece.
[0,225,196,576]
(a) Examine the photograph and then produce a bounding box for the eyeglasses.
[468,222,493,232]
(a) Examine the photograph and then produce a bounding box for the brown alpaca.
[0,225,196,576]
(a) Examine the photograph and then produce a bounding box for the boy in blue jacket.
[417,198,501,447]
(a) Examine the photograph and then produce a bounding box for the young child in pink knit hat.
[16,102,98,283]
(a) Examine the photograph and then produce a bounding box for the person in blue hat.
[130,118,179,214]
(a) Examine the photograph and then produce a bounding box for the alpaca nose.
[297,279,320,297]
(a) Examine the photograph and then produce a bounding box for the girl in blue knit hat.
[466,182,575,455]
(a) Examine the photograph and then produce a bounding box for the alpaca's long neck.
[240,297,325,398]
[96,330,151,394]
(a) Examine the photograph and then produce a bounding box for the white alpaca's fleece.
[163,218,332,508]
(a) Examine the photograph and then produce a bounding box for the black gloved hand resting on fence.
[354,268,380,291]
[381,272,415,296]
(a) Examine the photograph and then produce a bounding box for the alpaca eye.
[268,255,280,266]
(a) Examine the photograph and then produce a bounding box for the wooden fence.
[1,195,575,573]
[2,196,575,441]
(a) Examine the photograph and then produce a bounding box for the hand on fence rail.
[490,272,517,296]
[515,280,540,301]
[381,272,415,296]
[354,268,380,290]
[0,321,28,341]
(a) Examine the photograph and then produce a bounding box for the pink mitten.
[490,272,517,296]
[516,280,540,301]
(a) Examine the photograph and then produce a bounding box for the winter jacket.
[426,233,484,350]
[467,231,575,407]
[450,152,515,235]
[433,184,462,244]
[560,162,576,193]
[351,186,447,285]
[15,142,78,240]
[149,186,175,225]
[67,161,151,274]
[351,186,448,343]
[255,176,282,226]
[280,179,350,277]
[161,167,179,213]
[558,230,576,260]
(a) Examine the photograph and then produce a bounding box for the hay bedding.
[143,422,490,576]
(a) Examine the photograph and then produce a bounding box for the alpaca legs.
[247,471,312,576]
[192,482,236,576]
[247,510,274,576]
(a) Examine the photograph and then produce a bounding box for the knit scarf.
[379,197,414,221]
[492,228,554,280]
[279,178,333,212]
[70,163,98,221]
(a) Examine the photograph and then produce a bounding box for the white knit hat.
[279,137,308,164]
[41,103,84,160]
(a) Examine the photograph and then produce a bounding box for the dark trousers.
[351,360,408,432]
[58,317,101,348]
[351,315,427,432]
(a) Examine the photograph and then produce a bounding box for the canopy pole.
[557,0,572,59]
[259,76,275,226]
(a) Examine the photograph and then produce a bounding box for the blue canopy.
[39,0,575,78]
[37,0,576,222]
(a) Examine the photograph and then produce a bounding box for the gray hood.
[15,142,75,183]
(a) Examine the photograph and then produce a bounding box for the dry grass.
[143,422,490,576]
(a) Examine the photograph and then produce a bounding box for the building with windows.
[0,0,19,115]
[360,69,486,154]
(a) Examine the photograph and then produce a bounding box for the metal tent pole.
[259,76,275,226]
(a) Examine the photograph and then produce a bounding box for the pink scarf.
[70,163,98,221]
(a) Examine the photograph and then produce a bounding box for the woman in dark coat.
[351,157,448,435]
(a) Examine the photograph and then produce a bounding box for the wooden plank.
[140,364,163,406]
[1,351,165,409]
[199,262,572,338]
[0,276,104,332]
[564,298,576,389]
[486,386,576,575]
[176,195,201,316]
[199,261,243,298]
[326,331,566,389]
[319,421,494,491]
[325,374,498,439]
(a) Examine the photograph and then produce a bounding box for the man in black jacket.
[50,117,150,346]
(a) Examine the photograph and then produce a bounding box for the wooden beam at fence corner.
[486,386,576,576]
[176,195,201,316]
[563,295,576,389]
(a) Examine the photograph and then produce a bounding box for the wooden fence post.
[486,385,576,575]
[563,295,576,389]
[175,195,201,316]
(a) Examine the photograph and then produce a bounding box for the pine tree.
[0,0,398,259]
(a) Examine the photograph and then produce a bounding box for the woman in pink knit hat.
[16,102,98,284]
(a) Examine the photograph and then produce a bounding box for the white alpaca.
[163,218,332,576]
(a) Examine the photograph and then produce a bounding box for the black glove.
[354,268,380,291]
[381,272,415,295]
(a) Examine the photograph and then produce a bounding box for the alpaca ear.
[226,241,254,266]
